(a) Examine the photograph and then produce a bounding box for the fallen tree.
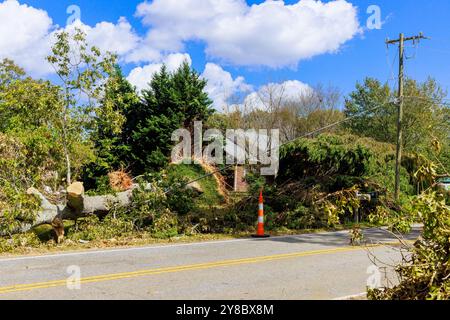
[17,182,137,243]
[2,163,221,243]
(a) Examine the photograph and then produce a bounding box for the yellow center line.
[0,242,406,295]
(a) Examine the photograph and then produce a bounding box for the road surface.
[0,227,420,300]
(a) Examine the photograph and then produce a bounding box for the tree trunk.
[17,182,138,243]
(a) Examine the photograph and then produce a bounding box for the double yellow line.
[0,242,400,295]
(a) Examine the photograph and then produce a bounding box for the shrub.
[122,182,169,230]
[165,164,223,211]
[0,233,41,253]
[150,211,178,239]
[84,175,115,196]
[0,134,40,235]
[369,191,450,300]
[285,205,317,230]
[279,134,374,182]
[67,215,134,242]
[162,171,196,215]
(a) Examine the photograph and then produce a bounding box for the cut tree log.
[14,182,140,243]
[67,181,84,212]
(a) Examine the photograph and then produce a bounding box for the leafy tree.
[46,28,119,184]
[344,77,450,173]
[344,78,395,143]
[124,62,213,175]
[0,59,74,186]
[0,59,97,231]
[0,59,61,132]
[279,134,375,182]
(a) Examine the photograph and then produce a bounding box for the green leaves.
[279,134,375,180]
[45,28,119,184]
[344,77,450,175]
[370,191,450,300]
[0,134,41,235]
[123,61,214,174]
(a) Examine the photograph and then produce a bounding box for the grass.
[167,163,225,207]
[0,231,242,257]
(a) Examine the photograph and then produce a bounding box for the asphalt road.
[0,227,420,300]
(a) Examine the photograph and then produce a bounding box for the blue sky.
[2,0,450,108]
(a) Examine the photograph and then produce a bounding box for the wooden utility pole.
[386,32,429,201]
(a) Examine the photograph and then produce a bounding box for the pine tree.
[95,66,139,170]
[82,66,140,188]
[126,62,213,175]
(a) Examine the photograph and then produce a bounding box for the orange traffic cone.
[252,189,270,238]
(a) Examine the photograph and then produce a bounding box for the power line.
[162,100,396,196]
[158,96,446,197]
[419,47,450,55]
[385,43,399,84]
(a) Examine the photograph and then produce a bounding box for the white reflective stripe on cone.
[259,203,264,210]
[258,216,264,223]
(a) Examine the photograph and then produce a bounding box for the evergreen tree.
[82,66,140,189]
[126,62,213,175]
[94,65,139,170]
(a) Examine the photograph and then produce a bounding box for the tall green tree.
[83,66,140,186]
[0,59,90,229]
[344,77,450,172]
[0,60,60,131]
[124,62,214,175]
[46,28,119,184]
[344,78,394,143]
[0,59,69,186]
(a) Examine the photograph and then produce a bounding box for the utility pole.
[386,32,429,201]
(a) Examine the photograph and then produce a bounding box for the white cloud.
[0,0,360,116]
[127,53,192,92]
[71,18,140,59]
[0,0,54,75]
[1,0,361,81]
[0,0,141,76]
[201,63,252,111]
[135,0,361,68]
[244,80,312,110]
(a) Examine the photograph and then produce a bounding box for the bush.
[0,134,41,234]
[279,134,374,182]
[0,233,41,253]
[284,205,317,230]
[160,171,196,215]
[150,211,178,239]
[369,191,450,300]
[165,164,223,210]
[68,215,134,242]
[84,175,115,196]
[0,186,40,235]
[119,182,169,230]
[107,175,192,237]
